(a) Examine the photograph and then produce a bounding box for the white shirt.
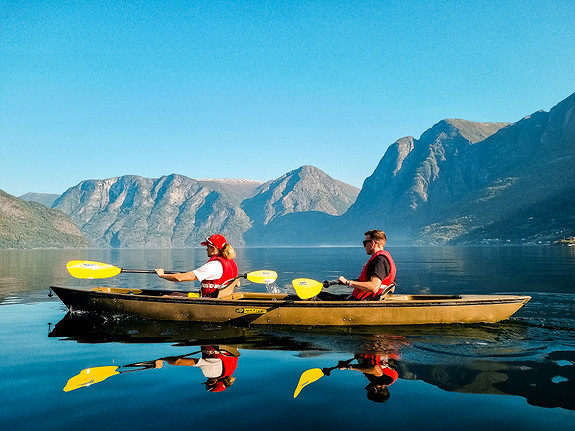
[192,260,223,282]
[193,357,223,378]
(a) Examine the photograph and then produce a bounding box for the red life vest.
[359,354,399,385]
[201,256,238,298]
[352,250,396,300]
[202,346,239,392]
[217,351,238,377]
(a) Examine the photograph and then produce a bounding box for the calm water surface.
[1,246,574,430]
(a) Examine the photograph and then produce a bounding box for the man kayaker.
[155,234,238,298]
[339,352,399,403]
[337,229,396,300]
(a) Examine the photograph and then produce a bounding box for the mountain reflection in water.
[49,313,575,410]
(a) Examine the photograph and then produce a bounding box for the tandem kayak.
[49,283,530,326]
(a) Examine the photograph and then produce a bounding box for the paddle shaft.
[122,269,176,274]
[129,270,257,282]
[323,359,354,376]
[112,267,252,279]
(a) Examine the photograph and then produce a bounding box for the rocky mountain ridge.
[342,92,575,245]
[51,167,359,248]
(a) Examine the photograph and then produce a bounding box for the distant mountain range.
[48,166,359,248]
[3,91,574,248]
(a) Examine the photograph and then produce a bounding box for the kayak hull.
[50,286,530,326]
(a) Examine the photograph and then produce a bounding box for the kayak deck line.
[59,286,529,307]
[50,285,531,326]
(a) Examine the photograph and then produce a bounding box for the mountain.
[53,174,253,248]
[0,190,89,248]
[343,119,510,242]
[421,93,575,244]
[241,165,359,244]
[344,92,575,245]
[19,192,61,207]
[249,92,575,246]
[51,168,358,248]
[242,165,359,225]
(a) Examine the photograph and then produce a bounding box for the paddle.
[291,278,338,299]
[292,277,396,300]
[66,260,277,284]
[293,359,352,398]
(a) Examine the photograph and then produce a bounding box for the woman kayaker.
[337,229,396,300]
[155,234,238,298]
[154,345,239,393]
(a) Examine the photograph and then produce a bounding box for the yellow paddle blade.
[67,260,122,279]
[63,366,119,392]
[293,368,325,398]
[246,270,278,284]
[292,278,323,299]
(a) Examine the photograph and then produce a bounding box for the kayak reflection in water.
[339,353,399,403]
[155,345,239,392]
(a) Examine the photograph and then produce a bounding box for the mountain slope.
[0,190,88,248]
[421,92,575,244]
[341,119,508,242]
[343,92,575,245]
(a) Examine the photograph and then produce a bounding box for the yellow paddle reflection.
[64,366,120,392]
[293,368,325,398]
[294,335,407,401]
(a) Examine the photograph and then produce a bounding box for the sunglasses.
[362,239,373,246]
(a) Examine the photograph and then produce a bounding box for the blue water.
[1,246,574,430]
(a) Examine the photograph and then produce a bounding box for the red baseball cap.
[206,380,227,392]
[201,234,227,249]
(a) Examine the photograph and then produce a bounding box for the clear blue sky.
[1,0,574,196]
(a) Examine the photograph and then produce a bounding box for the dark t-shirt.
[366,254,391,282]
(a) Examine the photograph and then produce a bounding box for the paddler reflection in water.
[155,345,239,392]
[63,346,240,393]
[294,343,402,402]
[155,234,238,298]
[340,352,399,403]
[337,229,397,300]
